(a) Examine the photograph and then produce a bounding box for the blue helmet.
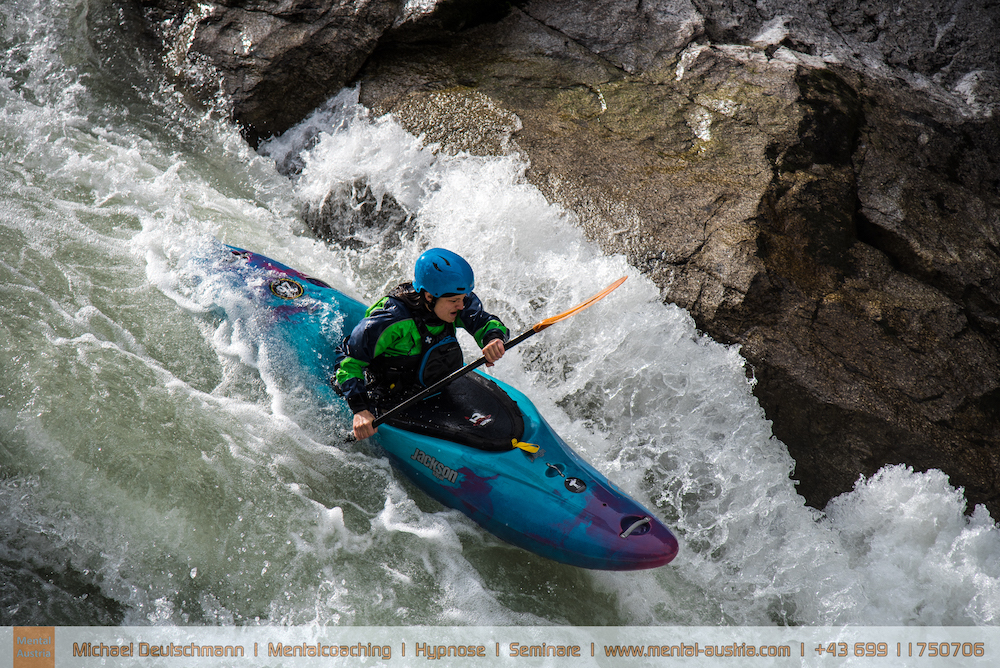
[413,248,474,297]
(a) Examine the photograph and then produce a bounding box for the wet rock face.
[139,0,1000,514]
[139,0,404,146]
[304,179,415,250]
[741,72,1000,512]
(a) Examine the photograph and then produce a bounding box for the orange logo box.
[13,627,55,668]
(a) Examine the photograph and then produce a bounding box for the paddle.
[366,275,628,431]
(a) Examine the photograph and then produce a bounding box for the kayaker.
[334,248,509,440]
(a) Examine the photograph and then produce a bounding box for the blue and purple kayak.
[208,244,678,570]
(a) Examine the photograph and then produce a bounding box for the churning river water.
[3,0,1000,634]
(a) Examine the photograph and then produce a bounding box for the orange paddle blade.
[532,276,627,332]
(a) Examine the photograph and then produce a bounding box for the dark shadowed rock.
[304,178,416,249]
[139,0,403,146]
[523,0,703,74]
[689,0,1000,114]
[738,71,1000,512]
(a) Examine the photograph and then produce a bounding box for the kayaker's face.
[431,294,465,322]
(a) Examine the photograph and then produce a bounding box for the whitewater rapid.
[2,0,1000,630]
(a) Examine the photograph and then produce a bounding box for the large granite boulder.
[137,0,1000,514]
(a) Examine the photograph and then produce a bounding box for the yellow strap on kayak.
[511,439,540,453]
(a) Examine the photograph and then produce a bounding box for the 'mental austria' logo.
[411,449,459,484]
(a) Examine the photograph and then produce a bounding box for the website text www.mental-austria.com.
[601,642,790,658]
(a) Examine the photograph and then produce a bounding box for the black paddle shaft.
[348,275,626,439]
[372,327,538,428]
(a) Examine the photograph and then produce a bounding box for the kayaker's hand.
[482,339,505,367]
[353,410,377,440]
